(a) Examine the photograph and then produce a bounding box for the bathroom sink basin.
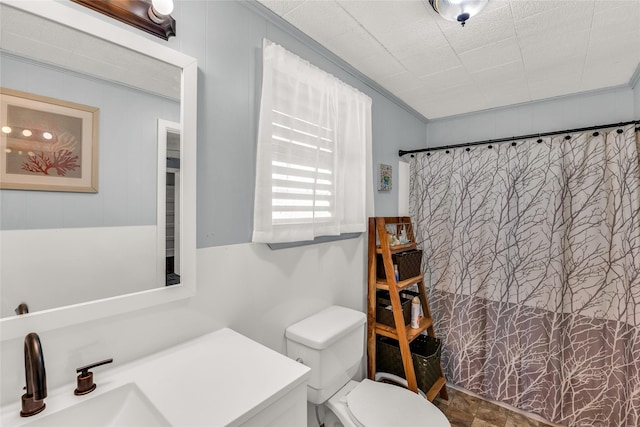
[22,383,170,427]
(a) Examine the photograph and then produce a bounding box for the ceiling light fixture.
[429,0,489,26]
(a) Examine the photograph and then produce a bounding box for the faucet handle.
[74,358,113,396]
[15,303,29,315]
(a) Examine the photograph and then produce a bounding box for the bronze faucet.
[20,332,47,417]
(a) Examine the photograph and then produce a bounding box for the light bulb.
[1,126,11,134]
[152,0,173,17]
[43,132,53,140]
[22,129,32,137]
[148,0,174,24]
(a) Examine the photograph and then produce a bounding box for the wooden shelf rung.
[407,317,433,342]
[374,323,400,339]
[374,317,433,342]
[375,242,417,254]
[426,376,447,402]
[376,274,424,291]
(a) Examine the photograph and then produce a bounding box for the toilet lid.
[345,379,450,427]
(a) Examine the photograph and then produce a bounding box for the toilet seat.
[327,379,450,427]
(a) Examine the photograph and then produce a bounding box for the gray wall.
[1,1,427,406]
[635,78,640,117]
[0,54,180,230]
[372,102,426,216]
[181,1,427,248]
[426,86,637,148]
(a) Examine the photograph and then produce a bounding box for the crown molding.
[242,0,429,124]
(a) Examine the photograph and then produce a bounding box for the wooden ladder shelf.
[367,216,448,402]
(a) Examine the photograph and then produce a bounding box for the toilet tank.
[285,306,366,404]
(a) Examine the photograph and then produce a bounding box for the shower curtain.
[409,125,640,426]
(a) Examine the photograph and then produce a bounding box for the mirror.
[0,0,196,340]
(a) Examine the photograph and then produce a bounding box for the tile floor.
[433,388,555,427]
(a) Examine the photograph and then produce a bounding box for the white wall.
[0,238,366,405]
[426,86,636,147]
[195,240,366,354]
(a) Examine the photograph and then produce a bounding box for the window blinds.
[252,40,372,244]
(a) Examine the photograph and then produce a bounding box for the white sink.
[22,383,171,427]
[0,329,310,427]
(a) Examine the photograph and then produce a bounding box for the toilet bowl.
[285,305,450,427]
[326,379,450,427]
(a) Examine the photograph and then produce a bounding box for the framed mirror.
[0,0,197,340]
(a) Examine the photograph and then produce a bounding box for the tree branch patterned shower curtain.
[409,125,640,426]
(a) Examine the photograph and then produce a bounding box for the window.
[252,40,372,244]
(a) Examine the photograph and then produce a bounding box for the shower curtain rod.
[398,119,640,157]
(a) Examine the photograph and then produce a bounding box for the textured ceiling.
[257,0,640,120]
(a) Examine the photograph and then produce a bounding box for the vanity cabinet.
[0,329,310,427]
[239,382,307,427]
[204,329,310,427]
[127,328,311,426]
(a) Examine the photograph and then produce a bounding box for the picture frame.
[0,87,99,192]
[379,163,392,191]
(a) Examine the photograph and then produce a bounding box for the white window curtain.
[253,39,372,244]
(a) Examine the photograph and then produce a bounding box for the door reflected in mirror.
[159,120,181,287]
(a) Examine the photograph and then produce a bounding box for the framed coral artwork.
[0,87,99,192]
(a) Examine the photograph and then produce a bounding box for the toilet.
[285,305,451,427]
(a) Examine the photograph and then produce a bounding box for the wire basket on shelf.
[376,334,442,396]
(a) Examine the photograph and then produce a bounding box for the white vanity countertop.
[1,328,310,426]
